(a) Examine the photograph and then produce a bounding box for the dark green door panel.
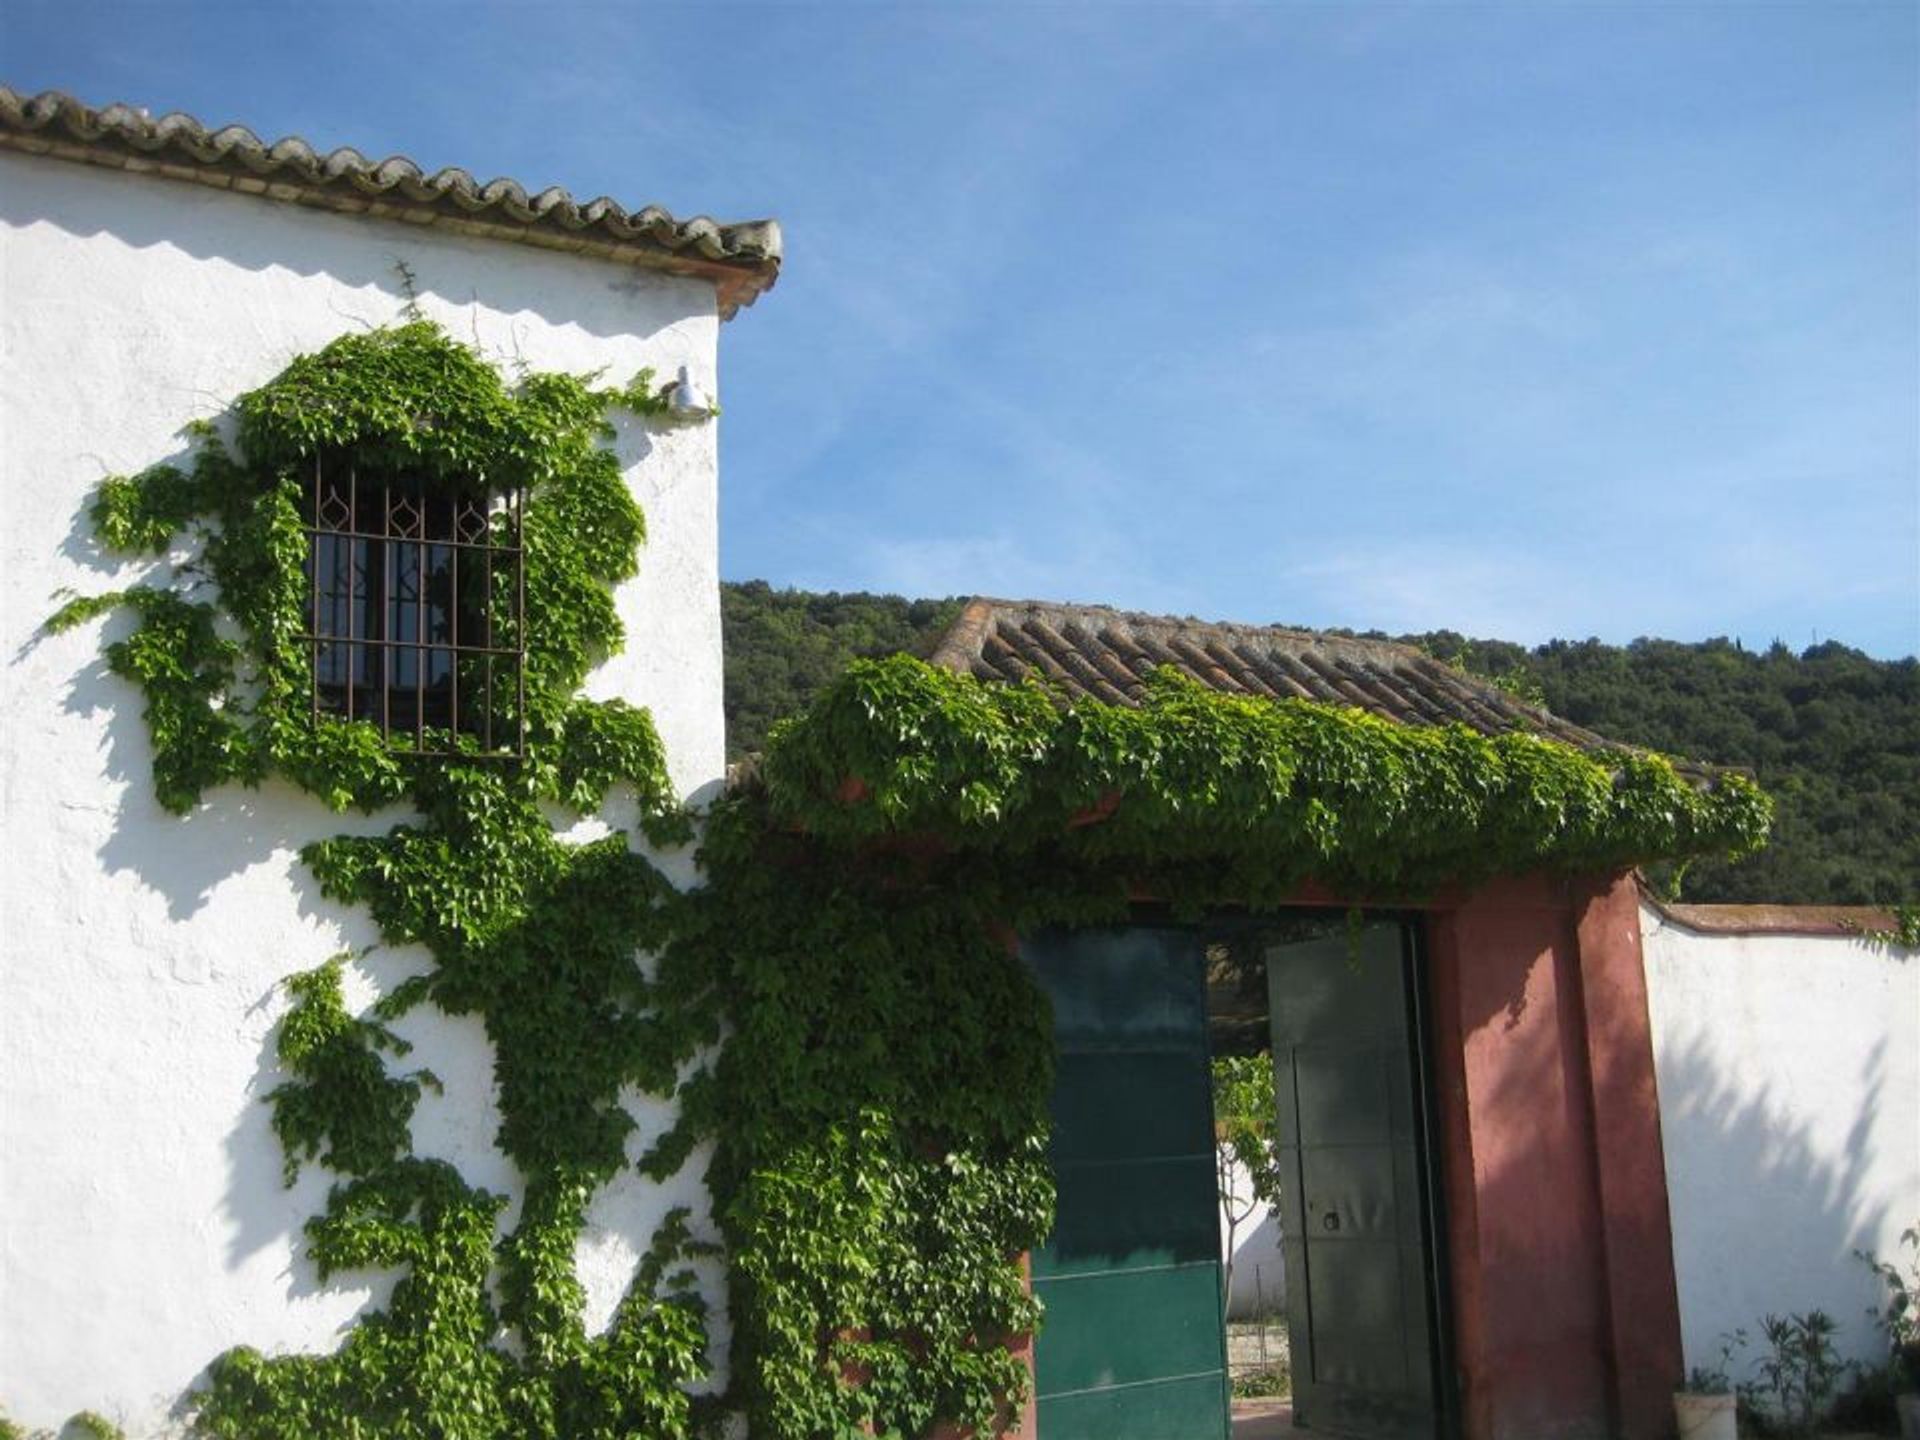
[1037,1373,1231,1438]
[1032,929,1209,1045]
[1037,1156,1220,1277]
[1048,1052,1213,1162]
[1033,1263,1227,1389]
[1268,922,1443,1439]
[1024,928,1229,1440]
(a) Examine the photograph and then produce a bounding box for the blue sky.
[9,2,1917,657]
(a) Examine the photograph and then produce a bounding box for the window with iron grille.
[301,456,525,756]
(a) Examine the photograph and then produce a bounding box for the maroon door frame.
[1424,870,1684,1440]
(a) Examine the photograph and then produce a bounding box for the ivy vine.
[51,322,719,1438]
[47,321,1773,1440]
[661,819,1055,1439]
[660,652,1770,1438]
[0,1411,125,1440]
[753,654,1772,907]
[1845,902,1920,952]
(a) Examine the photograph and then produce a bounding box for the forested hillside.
[1406,632,1916,904]
[721,582,1916,905]
[721,580,963,760]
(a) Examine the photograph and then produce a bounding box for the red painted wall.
[1428,872,1684,1440]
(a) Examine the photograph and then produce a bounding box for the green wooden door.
[1267,921,1444,1439]
[1025,927,1230,1440]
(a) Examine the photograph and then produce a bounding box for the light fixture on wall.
[668,365,709,418]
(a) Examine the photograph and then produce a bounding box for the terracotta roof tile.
[0,87,781,317]
[928,598,1716,777]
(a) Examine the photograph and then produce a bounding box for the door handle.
[1323,1212,1341,1233]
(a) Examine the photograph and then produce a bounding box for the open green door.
[1266,921,1448,1439]
[1025,927,1230,1440]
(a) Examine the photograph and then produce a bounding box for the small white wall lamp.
[668,365,710,419]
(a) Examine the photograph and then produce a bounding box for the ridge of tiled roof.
[930,597,1720,779]
[0,86,781,318]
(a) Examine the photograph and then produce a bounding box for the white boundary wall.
[1643,904,1920,1380]
[1220,1164,1287,1321]
[0,151,729,1433]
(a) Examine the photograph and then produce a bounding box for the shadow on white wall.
[1659,1027,1902,1376]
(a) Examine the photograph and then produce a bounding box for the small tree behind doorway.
[1213,1054,1284,1320]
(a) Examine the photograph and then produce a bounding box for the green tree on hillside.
[722,581,961,759]
[1413,633,1917,905]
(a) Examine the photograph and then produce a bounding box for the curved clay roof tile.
[0,86,781,317]
[929,597,1727,785]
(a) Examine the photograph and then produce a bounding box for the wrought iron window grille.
[299,455,526,757]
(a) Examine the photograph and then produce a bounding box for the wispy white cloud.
[26,2,1909,654]
[853,534,1058,604]
[1287,542,1578,642]
[845,526,1205,618]
[1288,509,1919,651]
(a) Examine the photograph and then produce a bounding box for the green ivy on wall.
[52,322,720,1438]
[0,1410,126,1440]
[50,321,1772,1440]
[662,653,1769,1438]
[662,813,1056,1439]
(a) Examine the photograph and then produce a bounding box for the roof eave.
[0,88,782,318]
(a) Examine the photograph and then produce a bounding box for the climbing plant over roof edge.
[755,654,1772,901]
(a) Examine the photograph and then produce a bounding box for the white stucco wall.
[1643,905,1920,1382]
[1220,1170,1287,1321]
[0,151,731,1432]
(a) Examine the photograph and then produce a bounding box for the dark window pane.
[303,460,523,754]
